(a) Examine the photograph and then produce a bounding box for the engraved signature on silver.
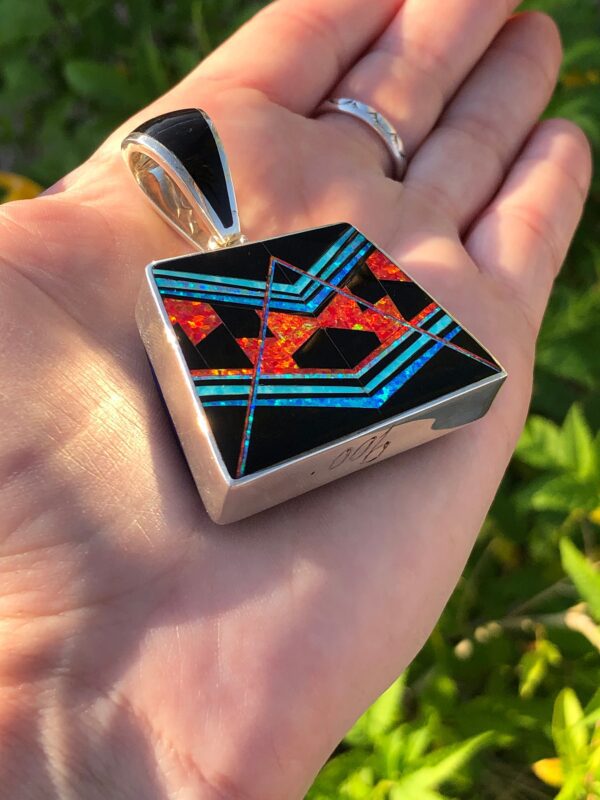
[328,429,392,471]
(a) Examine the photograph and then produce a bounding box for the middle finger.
[405,12,562,231]
[315,0,521,175]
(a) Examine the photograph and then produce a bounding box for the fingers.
[186,0,401,112]
[466,118,592,333]
[406,12,562,231]
[315,0,520,175]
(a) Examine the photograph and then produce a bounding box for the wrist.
[0,616,161,800]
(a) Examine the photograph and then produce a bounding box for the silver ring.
[316,98,407,181]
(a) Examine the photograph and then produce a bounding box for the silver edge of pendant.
[316,98,408,181]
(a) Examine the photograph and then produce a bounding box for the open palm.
[0,1,591,798]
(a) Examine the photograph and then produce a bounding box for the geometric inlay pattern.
[153,223,502,478]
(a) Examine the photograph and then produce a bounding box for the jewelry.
[122,108,506,524]
[316,98,407,180]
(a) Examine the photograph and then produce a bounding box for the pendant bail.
[122,108,244,252]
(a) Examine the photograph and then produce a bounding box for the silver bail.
[121,108,243,252]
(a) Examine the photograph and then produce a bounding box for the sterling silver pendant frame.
[124,109,506,524]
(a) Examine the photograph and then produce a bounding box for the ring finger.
[315,0,521,176]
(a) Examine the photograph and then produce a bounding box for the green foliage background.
[1,0,599,797]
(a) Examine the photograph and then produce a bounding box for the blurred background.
[1,0,599,797]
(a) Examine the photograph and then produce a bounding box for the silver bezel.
[136,225,507,524]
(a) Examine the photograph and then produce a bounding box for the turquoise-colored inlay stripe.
[201,330,459,410]
[200,327,460,409]
[197,383,365,398]
[156,240,371,311]
[302,243,371,310]
[289,234,366,297]
[198,385,249,397]
[156,277,266,298]
[353,309,446,380]
[160,288,263,307]
[155,270,266,290]
[270,230,363,297]
[202,397,373,408]
[196,322,453,400]
[371,327,460,405]
[153,227,357,295]
[364,315,453,392]
[265,242,372,312]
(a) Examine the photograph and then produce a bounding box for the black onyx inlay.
[172,324,208,371]
[345,261,387,304]
[381,280,432,319]
[136,109,234,229]
[264,223,353,272]
[448,329,495,363]
[213,304,271,339]
[324,328,381,369]
[294,328,350,369]
[195,325,253,369]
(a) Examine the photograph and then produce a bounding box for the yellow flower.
[532,758,564,788]
[562,69,600,88]
[0,172,43,203]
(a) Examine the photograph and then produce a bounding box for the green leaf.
[403,726,433,766]
[595,431,600,486]
[518,648,548,699]
[390,788,447,800]
[63,59,146,110]
[393,732,496,792]
[191,0,213,56]
[306,751,371,799]
[346,675,406,746]
[379,727,408,777]
[0,0,55,45]
[562,38,600,71]
[518,640,562,699]
[517,406,597,481]
[560,539,600,621]
[366,779,396,800]
[584,686,600,716]
[366,675,406,738]
[562,405,596,479]
[531,475,597,513]
[1,57,47,107]
[555,770,588,800]
[516,415,566,470]
[542,324,600,380]
[339,768,375,800]
[140,29,170,93]
[552,688,589,771]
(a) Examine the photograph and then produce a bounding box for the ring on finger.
[316,97,407,180]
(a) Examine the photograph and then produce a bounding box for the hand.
[0,1,591,798]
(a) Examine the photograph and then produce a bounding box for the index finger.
[181,0,402,112]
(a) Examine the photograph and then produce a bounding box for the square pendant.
[136,222,506,523]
